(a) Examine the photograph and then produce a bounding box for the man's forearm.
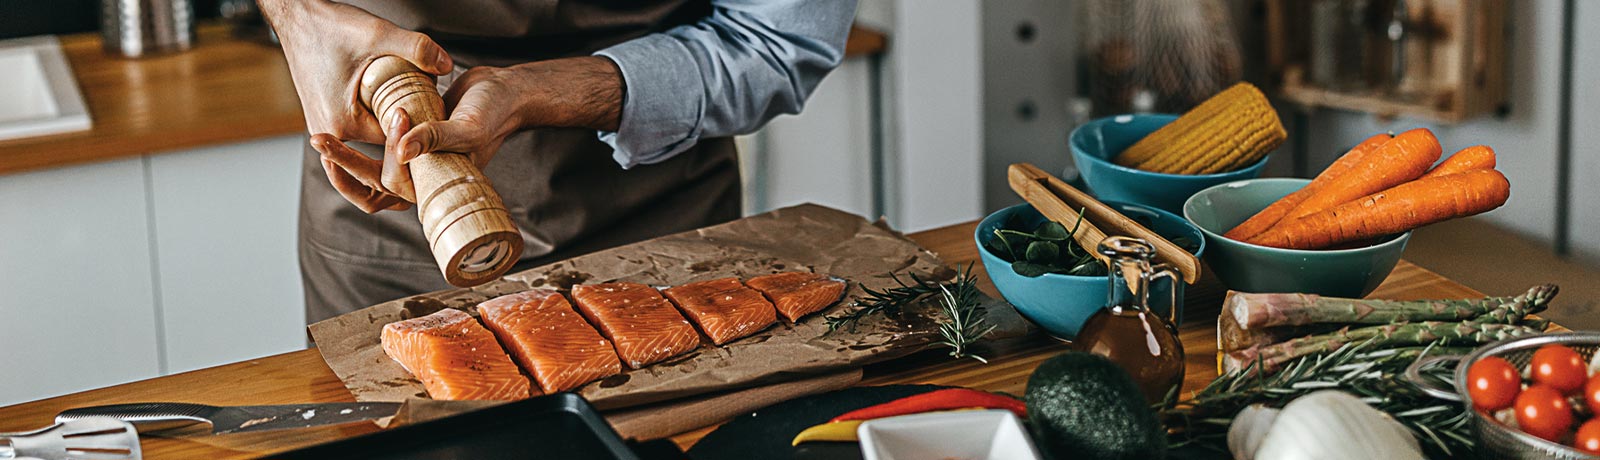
[508,56,624,132]
[255,0,306,31]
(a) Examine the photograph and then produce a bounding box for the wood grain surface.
[0,220,1491,458]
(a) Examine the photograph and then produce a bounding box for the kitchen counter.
[0,24,303,175]
[0,23,888,176]
[0,219,1494,459]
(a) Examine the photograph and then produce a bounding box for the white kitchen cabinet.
[0,157,162,405]
[750,58,877,218]
[1565,1,1600,265]
[148,136,306,374]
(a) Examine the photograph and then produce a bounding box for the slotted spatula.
[0,417,141,460]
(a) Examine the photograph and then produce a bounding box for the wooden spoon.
[1006,163,1201,284]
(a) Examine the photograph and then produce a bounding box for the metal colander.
[1407,332,1600,460]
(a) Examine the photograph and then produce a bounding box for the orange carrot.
[1246,128,1443,244]
[1421,145,1496,179]
[1250,169,1510,250]
[1224,133,1393,241]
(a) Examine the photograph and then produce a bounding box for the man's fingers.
[320,157,390,214]
[385,30,452,75]
[396,120,482,164]
[312,134,408,213]
[381,108,418,202]
[312,134,384,184]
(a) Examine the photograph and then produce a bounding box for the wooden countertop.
[0,23,888,176]
[0,24,304,175]
[0,219,1493,459]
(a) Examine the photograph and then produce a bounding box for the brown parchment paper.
[309,204,1026,412]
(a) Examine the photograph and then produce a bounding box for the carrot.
[1421,145,1496,179]
[1249,169,1510,250]
[1223,133,1393,241]
[1245,128,1443,244]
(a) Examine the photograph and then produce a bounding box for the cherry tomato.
[1468,356,1522,411]
[1516,384,1575,442]
[1577,420,1600,454]
[1587,374,1600,415]
[1532,344,1588,393]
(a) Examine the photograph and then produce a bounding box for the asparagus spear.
[1229,284,1558,329]
[1223,320,1544,374]
[1473,284,1557,325]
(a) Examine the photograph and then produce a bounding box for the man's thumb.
[384,30,453,76]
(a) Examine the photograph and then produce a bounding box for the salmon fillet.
[570,282,701,369]
[745,272,847,322]
[380,309,533,401]
[662,278,778,345]
[477,290,623,393]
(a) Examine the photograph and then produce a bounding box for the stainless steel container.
[1407,332,1600,460]
[101,0,194,57]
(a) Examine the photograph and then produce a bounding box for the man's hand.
[261,0,452,212]
[390,56,625,171]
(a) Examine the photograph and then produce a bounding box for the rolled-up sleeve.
[594,0,857,169]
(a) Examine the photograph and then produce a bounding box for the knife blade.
[56,402,401,434]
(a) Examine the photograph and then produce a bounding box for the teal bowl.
[1069,114,1270,214]
[976,202,1205,340]
[1182,178,1410,297]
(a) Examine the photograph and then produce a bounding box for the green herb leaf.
[984,230,1013,258]
[1012,261,1052,277]
[1024,241,1059,263]
[1034,221,1070,240]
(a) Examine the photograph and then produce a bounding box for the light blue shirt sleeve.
[593,0,858,169]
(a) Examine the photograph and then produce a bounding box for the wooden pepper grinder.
[359,56,523,287]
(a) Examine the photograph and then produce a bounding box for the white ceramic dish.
[857,409,1041,460]
[0,35,91,142]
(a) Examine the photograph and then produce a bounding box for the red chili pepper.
[829,388,1027,422]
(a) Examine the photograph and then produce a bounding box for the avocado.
[1025,351,1166,460]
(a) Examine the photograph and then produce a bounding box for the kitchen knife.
[56,402,401,434]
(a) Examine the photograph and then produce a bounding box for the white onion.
[1238,390,1424,460]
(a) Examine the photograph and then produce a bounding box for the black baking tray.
[266,393,679,460]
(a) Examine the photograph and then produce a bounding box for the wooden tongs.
[1006,163,1201,284]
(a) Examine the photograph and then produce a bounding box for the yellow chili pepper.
[791,420,863,445]
[790,407,992,445]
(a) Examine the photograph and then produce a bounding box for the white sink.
[0,36,91,141]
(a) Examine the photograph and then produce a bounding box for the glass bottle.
[1072,236,1185,405]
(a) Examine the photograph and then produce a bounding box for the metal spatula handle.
[0,417,141,460]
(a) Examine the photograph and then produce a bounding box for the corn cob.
[1149,86,1282,174]
[1116,82,1286,175]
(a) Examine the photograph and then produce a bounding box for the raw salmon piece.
[662,278,778,345]
[745,272,847,322]
[571,282,701,369]
[477,290,623,393]
[380,308,533,401]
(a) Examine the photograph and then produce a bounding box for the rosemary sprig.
[1161,340,1476,458]
[825,264,974,332]
[935,279,994,363]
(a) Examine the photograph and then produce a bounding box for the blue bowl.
[1184,178,1410,297]
[1069,114,1270,214]
[976,202,1206,340]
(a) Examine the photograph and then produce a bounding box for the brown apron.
[300,0,740,323]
